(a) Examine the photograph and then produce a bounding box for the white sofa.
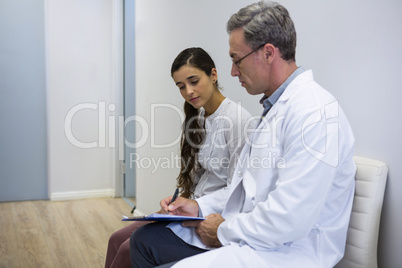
[335,156,388,268]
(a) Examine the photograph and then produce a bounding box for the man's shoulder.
[283,70,336,106]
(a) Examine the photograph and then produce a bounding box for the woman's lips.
[190,97,200,103]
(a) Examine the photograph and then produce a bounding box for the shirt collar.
[260,66,305,111]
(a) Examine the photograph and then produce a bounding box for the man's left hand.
[182,213,225,248]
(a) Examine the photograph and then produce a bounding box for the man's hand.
[183,213,225,248]
[160,196,199,217]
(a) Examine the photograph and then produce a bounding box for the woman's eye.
[191,80,199,85]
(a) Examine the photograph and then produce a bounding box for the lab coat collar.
[263,69,314,122]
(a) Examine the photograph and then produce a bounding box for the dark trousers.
[130,221,208,268]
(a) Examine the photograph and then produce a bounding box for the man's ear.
[263,44,275,63]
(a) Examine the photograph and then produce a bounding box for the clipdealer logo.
[63,100,341,168]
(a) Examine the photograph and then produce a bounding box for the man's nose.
[231,63,240,77]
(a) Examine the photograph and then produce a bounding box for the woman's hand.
[160,196,199,217]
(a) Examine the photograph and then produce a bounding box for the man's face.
[229,28,268,96]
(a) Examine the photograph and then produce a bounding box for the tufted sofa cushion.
[335,156,388,268]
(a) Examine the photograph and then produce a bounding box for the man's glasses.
[232,44,265,68]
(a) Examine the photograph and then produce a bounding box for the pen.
[167,188,179,214]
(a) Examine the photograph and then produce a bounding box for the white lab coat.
[173,70,356,268]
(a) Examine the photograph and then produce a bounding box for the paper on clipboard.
[122,213,205,222]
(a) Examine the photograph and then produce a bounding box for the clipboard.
[122,213,205,222]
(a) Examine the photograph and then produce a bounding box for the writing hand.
[183,213,224,248]
[159,196,199,217]
[166,188,179,214]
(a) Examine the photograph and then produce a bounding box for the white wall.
[135,0,402,266]
[281,1,402,267]
[46,0,123,200]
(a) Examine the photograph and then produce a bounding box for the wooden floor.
[0,198,134,268]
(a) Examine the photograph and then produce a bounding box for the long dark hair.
[171,47,218,198]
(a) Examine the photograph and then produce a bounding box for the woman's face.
[172,65,217,110]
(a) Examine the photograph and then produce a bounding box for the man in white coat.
[130,1,356,267]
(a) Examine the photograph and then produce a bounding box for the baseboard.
[133,209,144,216]
[50,189,115,201]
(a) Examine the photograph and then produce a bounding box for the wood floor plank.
[0,202,21,268]
[33,200,89,267]
[54,199,111,267]
[0,198,132,268]
[52,198,131,268]
[11,201,54,268]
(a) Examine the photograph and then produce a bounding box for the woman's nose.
[185,86,194,96]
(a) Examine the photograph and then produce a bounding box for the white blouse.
[168,98,255,246]
[191,97,255,198]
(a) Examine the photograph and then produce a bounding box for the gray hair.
[227,1,296,61]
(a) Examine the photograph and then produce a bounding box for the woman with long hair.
[105,47,254,268]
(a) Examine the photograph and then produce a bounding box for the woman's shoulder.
[219,98,253,120]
